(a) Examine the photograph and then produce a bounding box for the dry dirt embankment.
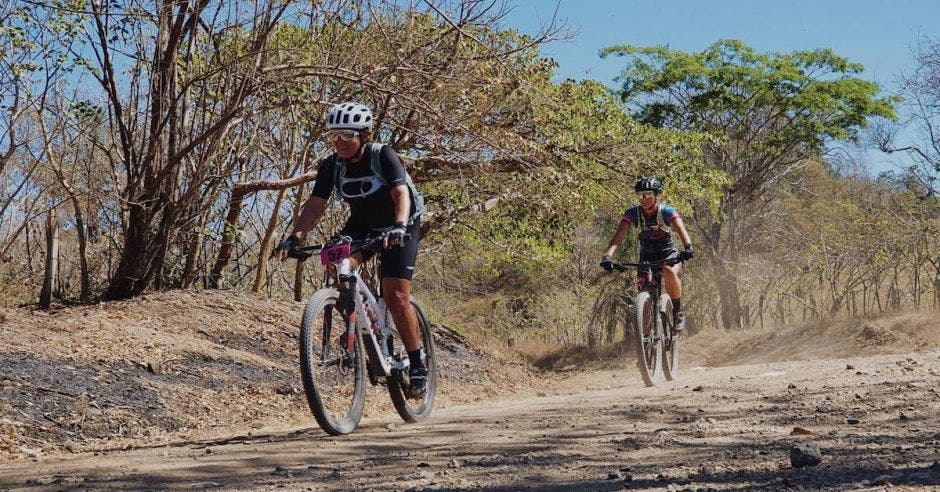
[0,290,539,460]
[0,293,938,491]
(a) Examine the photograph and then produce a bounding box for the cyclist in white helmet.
[277,102,429,398]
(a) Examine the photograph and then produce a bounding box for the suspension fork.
[336,271,395,378]
[649,290,662,341]
[337,284,357,353]
[639,279,664,343]
[655,279,668,338]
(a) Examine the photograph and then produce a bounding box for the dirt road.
[1,350,938,491]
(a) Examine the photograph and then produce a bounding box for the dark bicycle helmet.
[634,177,663,195]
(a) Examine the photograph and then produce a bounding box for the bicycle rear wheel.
[633,291,662,387]
[660,297,680,381]
[299,288,366,435]
[387,298,437,423]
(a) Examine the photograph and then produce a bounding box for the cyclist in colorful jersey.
[276,102,428,398]
[601,177,694,331]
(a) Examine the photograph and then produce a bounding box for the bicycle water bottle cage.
[320,236,352,266]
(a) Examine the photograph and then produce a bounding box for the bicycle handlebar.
[286,233,412,261]
[610,257,684,272]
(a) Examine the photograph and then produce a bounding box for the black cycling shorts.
[638,248,681,274]
[340,217,420,281]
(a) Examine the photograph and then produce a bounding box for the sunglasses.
[325,129,360,142]
[635,191,656,199]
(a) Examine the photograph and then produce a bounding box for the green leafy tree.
[601,39,897,329]
[204,5,572,292]
[422,65,726,290]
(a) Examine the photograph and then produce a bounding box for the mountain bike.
[609,257,684,386]
[285,234,437,435]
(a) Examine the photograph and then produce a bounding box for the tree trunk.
[934,256,940,309]
[801,289,808,321]
[104,195,175,300]
[181,185,226,289]
[180,222,204,289]
[888,279,900,311]
[209,191,245,289]
[59,178,91,303]
[758,294,765,330]
[292,186,306,302]
[252,189,286,293]
[892,265,903,310]
[777,294,787,326]
[715,262,744,330]
[862,282,868,316]
[40,210,59,309]
[697,202,746,330]
[26,220,34,273]
[73,200,91,303]
[830,294,843,318]
[210,170,318,289]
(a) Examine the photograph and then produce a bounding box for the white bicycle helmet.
[326,102,374,131]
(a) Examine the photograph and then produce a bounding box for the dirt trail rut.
[1,349,938,491]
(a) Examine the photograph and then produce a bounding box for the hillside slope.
[0,290,538,460]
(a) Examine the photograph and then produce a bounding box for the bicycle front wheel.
[660,297,680,381]
[387,298,437,423]
[299,288,366,435]
[633,291,663,387]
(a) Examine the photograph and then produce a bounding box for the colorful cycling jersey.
[621,203,680,255]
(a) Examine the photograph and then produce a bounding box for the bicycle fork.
[658,293,679,338]
[652,292,666,344]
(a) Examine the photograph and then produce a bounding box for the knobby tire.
[633,291,663,387]
[661,296,680,381]
[299,288,366,435]
[387,298,437,423]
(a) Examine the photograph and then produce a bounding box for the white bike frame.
[335,257,410,377]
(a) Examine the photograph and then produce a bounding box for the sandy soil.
[0,292,938,490]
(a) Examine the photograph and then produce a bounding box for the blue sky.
[502,0,940,173]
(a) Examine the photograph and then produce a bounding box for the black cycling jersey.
[311,145,417,230]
